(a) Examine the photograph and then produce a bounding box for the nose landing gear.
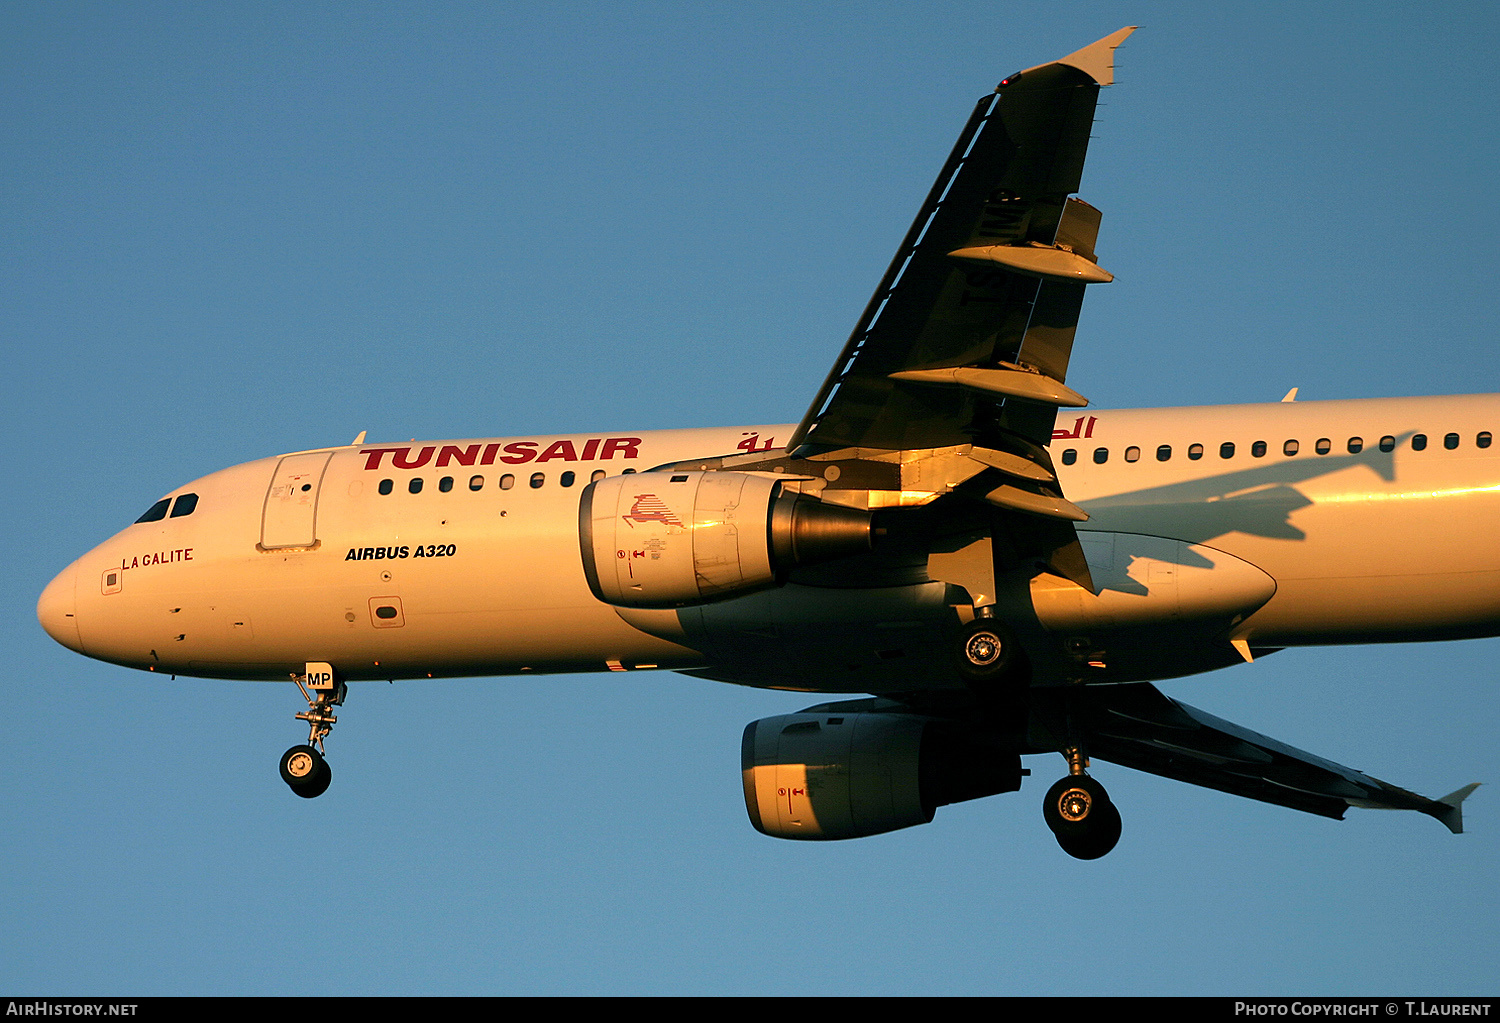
[1042,747,1121,860]
[280,662,343,798]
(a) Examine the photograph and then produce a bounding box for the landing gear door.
[261,452,333,550]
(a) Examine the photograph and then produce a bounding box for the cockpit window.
[169,493,199,518]
[135,498,171,523]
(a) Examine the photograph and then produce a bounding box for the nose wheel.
[280,662,344,798]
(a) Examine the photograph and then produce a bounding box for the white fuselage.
[37,394,1500,690]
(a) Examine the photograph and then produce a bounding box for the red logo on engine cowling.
[622,494,682,528]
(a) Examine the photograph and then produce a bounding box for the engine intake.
[579,470,871,609]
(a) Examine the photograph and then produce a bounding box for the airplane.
[35,27,1486,859]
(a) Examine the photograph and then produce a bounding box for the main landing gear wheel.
[280,744,332,799]
[955,617,1019,684]
[1042,774,1122,860]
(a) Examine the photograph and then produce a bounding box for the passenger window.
[1315,438,1331,455]
[1156,445,1171,462]
[1445,433,1460,450]
[590,469,606,483]
[1379,436,1395,452]
[169,493,198,517]
[135,498,171,524]
[499,474,515,490]
[622,468,637,475]
[469,475,484,491]
[1188,444,1203,460]
[1412,434,1428,451]
[1219,442,1235,459]
[439,476,454,492]
[1283,439,1299,456]
[378,479,394,495]
[1093,447,1109,464]
[1252,441,1267,458]
[1124,446,1140,463]
[409,478,423,494]
[530,472,545,489]
[1347,437,1363,454]
[1061,449,1078,465]
[1479,432,1493,449]
[561,471,576,487]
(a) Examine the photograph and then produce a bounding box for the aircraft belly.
[625,581,967,693]
[180,607,704,680]
[1239,570,1500,644]
[81,512,706,680]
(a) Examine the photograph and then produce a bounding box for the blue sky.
[3,2,1498,995]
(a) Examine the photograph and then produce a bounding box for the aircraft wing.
[1035,683,1478,832]
[787,27,1134,458]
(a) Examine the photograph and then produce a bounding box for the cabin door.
[260,452,333,549]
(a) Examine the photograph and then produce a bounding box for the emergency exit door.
[260,452,333,549]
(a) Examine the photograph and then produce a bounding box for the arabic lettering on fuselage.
[1052,416,1099,441]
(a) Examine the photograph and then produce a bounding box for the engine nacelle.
[579,470,872,609]
[741,711,1022,840]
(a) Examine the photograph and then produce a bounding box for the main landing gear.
[955,613,1020,684]
[1042,747,1121,860]
[280,662,344,799]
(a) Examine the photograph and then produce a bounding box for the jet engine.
[741,710,1022,840]
[579,470,872,609]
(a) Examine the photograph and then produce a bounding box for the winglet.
[1024,26,1137,86]
[1433,783,1480,835]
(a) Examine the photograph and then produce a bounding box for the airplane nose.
[38,563,83,654]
